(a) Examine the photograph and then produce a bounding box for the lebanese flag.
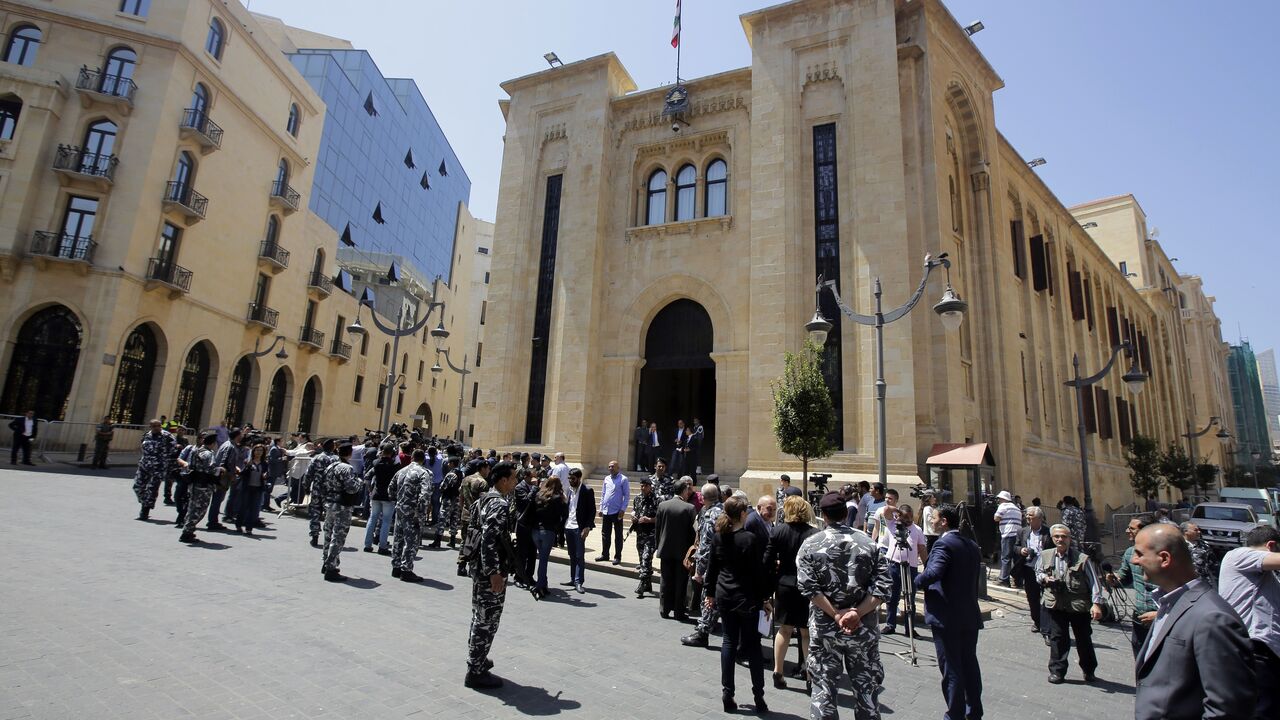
[672,0,681,48]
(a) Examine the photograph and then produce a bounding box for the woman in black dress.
[705,496,773,713]
[764,494,818,689]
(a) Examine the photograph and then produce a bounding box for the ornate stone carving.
[620,93,746,135]
[634,129,729,160]
[803,61,841,86]
[541,122,567,146]
[970,170,990,192]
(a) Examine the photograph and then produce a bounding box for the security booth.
[924,443,998,559]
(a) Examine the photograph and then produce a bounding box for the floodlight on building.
[544,52,563,68]
[1026,157,1047,168]
[964,21,985,36]
[1081,222,1098,229]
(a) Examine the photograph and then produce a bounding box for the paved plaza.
[0,468,1137,719]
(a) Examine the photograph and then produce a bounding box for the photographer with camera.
[880,504,927,636]
[1036,524,1105,684]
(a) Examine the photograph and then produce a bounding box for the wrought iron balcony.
[145,258,192,295]
[162,181,208,222]
[178,109,223,151]
[299,325,325,349]
[52,145,118,188]
[330,339,352,361]
[29,231,96,263]
[75,66,137,110]
[257,241,290,272]
[307,270,333,298]
[269,179,301,214]
[246,302,279,330]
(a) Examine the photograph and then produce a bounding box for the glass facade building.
[288,49,470,284]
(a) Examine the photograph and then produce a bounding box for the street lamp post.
[432,348,471,444]
[1182,416,1231,495]
[347,294,448,435]
[1064,341,1147,547]
[250,334,289,360]
[804,253,968,487]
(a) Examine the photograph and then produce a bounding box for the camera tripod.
[887,531,921,667]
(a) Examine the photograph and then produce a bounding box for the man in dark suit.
[655,478,697,621]
[1015,506,1052,635]
[633,419,649,472]
[8,410,38,466]
[647,422,661,475]
[564,468,596,593]
[685,417,704,483]
[915,503,983,720]
[1133,523,1255,720]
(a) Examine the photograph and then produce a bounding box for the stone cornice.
[624,215,733,243]
[617,92,746,140]
[634,129,729,159]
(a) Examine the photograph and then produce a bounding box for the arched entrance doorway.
[413,402,433,436]
[223,356,257,427]
[1,305,83,420]
[297,376,320,434]
[638,299,715,474]
[109,323,161,424]
[173,342,214,430]
[262,367,292,433]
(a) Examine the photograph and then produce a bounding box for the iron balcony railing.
[307,270,333,295]
[146,258,192,292]
[247,302,279,329]
[258,241,290,268]
[269,179,301,212]
[163,181,208,218]
[76,66,137,103]
[53,145,119,181]
[330,340,352,360]
[179,108,223,148]
[29,231,96,262]
[299,325,325,348]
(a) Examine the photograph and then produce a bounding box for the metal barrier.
[1107,508,1192,559]
[36,421,147,466]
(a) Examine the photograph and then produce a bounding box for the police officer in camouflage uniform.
[431,457,463,548]
[391,449,432,583]
[682,483,724,646]
[460,461,491,544]
[797,492,891,720]
[464,461,518,690]
[132,419,177,520]
[178,433,219,543]
[650,458,675,504]
[92,415,114,469]
[305,439,338,547]
[321,444,361,582]
[632,477,659,598]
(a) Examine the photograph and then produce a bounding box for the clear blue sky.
[248,0,1279,357]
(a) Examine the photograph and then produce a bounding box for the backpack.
[440,469,463,498]
[457,492,521,581]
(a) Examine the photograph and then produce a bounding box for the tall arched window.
[172,151,195,199]
[705,159,727,217]
[0,305,82,420]
[674,164,696,222]
[189,83,209,125]
[359,332,369,356]
[3,25,42,67]
[80,119,117,176]
[265,215,280,247]
[286,103,300,137]
[382,343,390,366]
[646,169,667,226]
[274,158,289,193]
[102,46,137,97]
[224,356,252,426]
[262,368,289,432]
[109,324,159,424]
[205,18,226,60]
[297,377,319,434]
[0,94,21,140]
[174,343,211,429]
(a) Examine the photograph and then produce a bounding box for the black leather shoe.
[594,555,608,562]
[323,570,347,583]
[399,571,423,583]
[363,547,374,553]
[772,672,786,690]
[179,532,197,543]
[661,610,671,619]
[1083,672,1098,683]
[722,693,736,713]
[681,632,709,647]
[753,694,769,714]
[378,548,392,556]
[464,670,503,689]
[310,535,320,548]
[392,567,403,578]
[137,508,149,521]
[1047,674,1064,684]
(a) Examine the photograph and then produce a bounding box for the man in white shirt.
[994,490,1023,588]
[549,452,570,487]
[868,487,898,545]
[8,410,37,466]
[881,503,928,635]
[286,442,316,505]
[861,482,885,533]
[1218,525,1280,718]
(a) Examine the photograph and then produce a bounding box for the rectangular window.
[812,123,844,448]
[484,271,490,284]
[471,381,478,408]
[1119,261,1129,276]
[1082,385,1097,434]
[119,0,151,16]
[480,301,487,325]
[524,174,562,443]
[417,360,424,382]
[353,375,364,403]
[1117,396,1132,445]
[396,390,404,414]
[0,97,20,140]
[1096,387,1113,440]
[1106,306,1121,347]
[475,342,482,367]
[468,423,474,438]
[1029,234,1048,292]
[376,383,385,409]
[254,274,271,306]
[1020,352,1030,417]
[1082,273,1096,331]
[1068,270,1085,321]
[1010,220,1026,279]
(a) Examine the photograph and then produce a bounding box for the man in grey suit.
[1132,523,1255,720]
[655,478,697,621]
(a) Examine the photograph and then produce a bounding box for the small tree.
[1125,434,1162,501]
[771,340,836,496]
[1193,462,1218,498]
[1158,442,1196,498]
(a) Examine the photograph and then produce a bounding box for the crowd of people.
[115,416,1278,719]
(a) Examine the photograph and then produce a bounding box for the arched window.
[173,343,211,429]
[286,103,300,137]
[382,343,390,366]
[189,83,209,126]
[646,169,667,226]
[265,215,280,247]
[0,94,20,140]
[705,159,727,217]
[171,151,195,202]
[224,356,252,426]
[0,305,82,420]
[674,164,696,222]
[101,46,137,97]
[80,119,117,176]
[297,377,319,434]
[108,324,159,424]
[311,247,324,275]
[205,17,225,60]
[262,368,290,432]
[3,25,42,67]
[274,158,289,191]
[359,331,369,356]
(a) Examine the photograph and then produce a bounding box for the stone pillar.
[710,350,749,477]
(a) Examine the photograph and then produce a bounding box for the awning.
[925,442,996,468]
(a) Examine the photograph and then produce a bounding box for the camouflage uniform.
[391,462,432,573]
[460,474,490,544]
[632,491,660,590]
[132,429,176,512]
[181,447,218,535]
[435,468,462,541]
[796,521,892,720]
[305,451,337,540]
[1188,538,1220,585]
[467,491,512,674]
[694,501,725,635]
[321,461,361,574]
[652,472,676,504]
[1061,505,1087,552]
[92,421,113,468]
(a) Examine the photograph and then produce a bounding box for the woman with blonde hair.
[763,494,818,690]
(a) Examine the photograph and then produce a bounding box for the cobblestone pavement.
[0,468,1136,719]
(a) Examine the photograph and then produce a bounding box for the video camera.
[908,483,951,501]
[810,473,832,494]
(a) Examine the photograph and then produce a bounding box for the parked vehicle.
[1190,502,1264,550]
[1217,487,1278,528]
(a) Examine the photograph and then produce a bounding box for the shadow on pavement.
[540,592,596,608]
[488,680,581,715]
[1070,677,1134,695]
[188,541,232,550]
[417,577,454,591]
[344,578,380,589]
[581,587,623,599]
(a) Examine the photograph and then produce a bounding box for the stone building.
[473,0,1228,510]
[0,0,489,454]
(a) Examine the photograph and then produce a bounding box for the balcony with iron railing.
[145,258,192,297]
[330,339,352,362]
[179,108,223,152]
[299,325,325,350]
[269,179,301,214]
[257,241,290,272]
[246,302,279,331]
[162,181,208,223]
[307,270,333,298]
[75,66,137,111]
[28,231,96,270]
[52,145,118,189]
